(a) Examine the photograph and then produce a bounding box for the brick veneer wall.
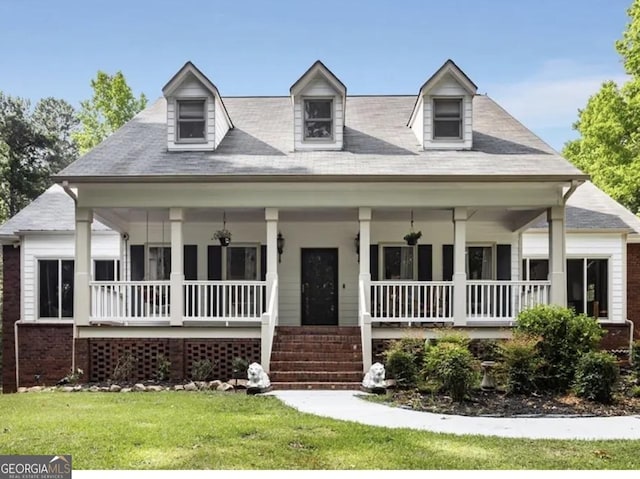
[628,243,640,340]
[16,323,74,387]
[2,245,20,392]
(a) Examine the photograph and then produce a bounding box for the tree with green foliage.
[0,93,79,221]
[564,0,640,213]
[73,71,147,154]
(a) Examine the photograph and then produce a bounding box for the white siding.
[22,231,120,321]
[410,97,424,146]
[522,232,626,322]
[293,77,344,151]
[214,96,230,148]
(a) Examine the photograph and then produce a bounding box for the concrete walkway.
[271,390,640,440]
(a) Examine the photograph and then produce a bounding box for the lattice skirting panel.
[86,338,260,383]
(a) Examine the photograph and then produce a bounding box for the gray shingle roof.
[0,185,110,238]
[55,95,585,180]
[531,181,640,233]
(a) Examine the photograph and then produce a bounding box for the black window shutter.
[496,244,512,280]
[207,245,222,280]
[184,245,198,280]
[260,245,267,281]
[130,245,145,281]
[369,244,379,281]
[417,245,433,281]
[442,244,454,281]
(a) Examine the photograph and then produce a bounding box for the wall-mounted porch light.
[277,232,285,263]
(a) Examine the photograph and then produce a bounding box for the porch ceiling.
[94,206,546,232]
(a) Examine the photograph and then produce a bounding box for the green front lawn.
[0,392,638,469]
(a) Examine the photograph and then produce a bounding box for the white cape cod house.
[2,60,637,391]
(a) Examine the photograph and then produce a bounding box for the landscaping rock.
[209,380,222,389]
[147,385,163,392]
[89,385,100,392]
[217,382,234,392]
[229,379,248,389]
[120,387,132,393]
[109,385,122,393]
[133,383,146,392]
[174,384,185,391]
[73,385,82,392]
[184,382,198,391]
[99,387,110,392]
[385,379,397,389]
[28,386,44,392]
[61,386,75,393]
[195,381,209,390]
[17,387,27,393]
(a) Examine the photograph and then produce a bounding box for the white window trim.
[223,243,261,281]
[379,243,417,281]
[432,97,464,141]
[175,97,207,144]
[302,97,335,143]
[35,257,74,320]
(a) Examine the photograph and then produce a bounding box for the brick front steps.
[269,326,363,390]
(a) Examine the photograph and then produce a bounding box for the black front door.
[301,248,339,325]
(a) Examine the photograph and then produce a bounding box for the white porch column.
[265,208,279,302]
[359,207,372,307]
[169,208,184,327]
[358,207,372,372]
[74,207,93,327]
[548,205,566,306]
[453,207,467,326]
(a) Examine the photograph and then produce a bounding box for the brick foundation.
[628,244,640,340]
[85,338,260,383]
[16,323,74,387]
[2,245,20,393]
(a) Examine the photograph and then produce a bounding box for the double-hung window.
[304,99,333,139]
[148,246,171,281]
[382,246,415,280]
[226,246,258,280]
[177,99,205,141]
[433,98,462,139]
[94,259,120,281]
[39,259,74,318]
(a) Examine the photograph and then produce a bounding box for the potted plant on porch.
[214,228,232,246]
[403,230,422,246]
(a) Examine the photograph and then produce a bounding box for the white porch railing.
[90,280,266,322]
[90,281,171,320]
[466,280,551,321]
[370,281,454,322]
[184,281,266,321]
[260,279,278,372]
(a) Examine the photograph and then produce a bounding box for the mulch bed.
[381,386,640,417]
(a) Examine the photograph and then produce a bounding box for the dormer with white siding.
[290,61,346,151]
[408,60,477,150]
[162,61,233,152]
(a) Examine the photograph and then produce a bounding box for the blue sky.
[0,0,631,150]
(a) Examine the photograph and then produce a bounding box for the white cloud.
[488,60,628,130]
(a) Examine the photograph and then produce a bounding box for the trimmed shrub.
[424,342,476,401]
[515,305,603,391]
[231,357,249,380]
[573,351,619,403]
[432,330,471,349]
[385,349,418,389]
[383,338,422,388]
[155,354,171,382]
[191,359,215,381]
[498,335,541,394]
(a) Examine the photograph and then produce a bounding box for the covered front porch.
[70,180,571,371]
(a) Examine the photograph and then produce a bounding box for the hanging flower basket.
[403,231,422,246]
[214,229,232,247]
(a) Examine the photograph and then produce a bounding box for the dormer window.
[304,99,333,140]
[433,98,462,140]
[177,99,206,141]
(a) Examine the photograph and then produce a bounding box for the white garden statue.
[247,362,271,389]
[362,362,386,389]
